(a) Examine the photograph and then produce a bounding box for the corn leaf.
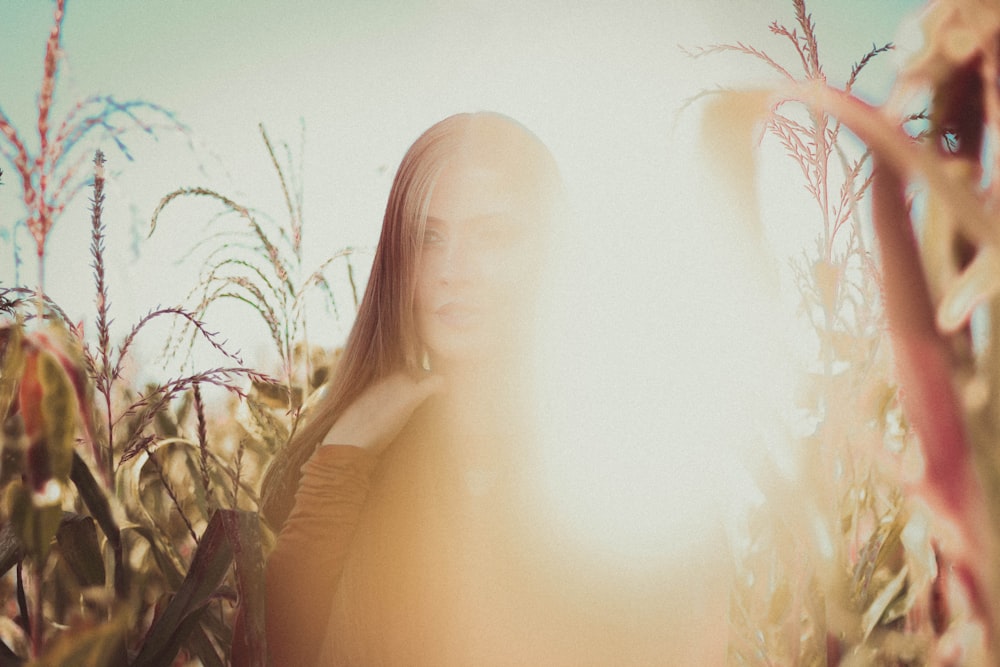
[0,522,24,578]
[5,481,61,565]
[700,88,773,238]
[69,453,126,598]
[0,324,24,425]
[0,641,23,667]
[226,510,269,667]
[28,606,129,667]
[54,514,104,588]
[131,509,258,667]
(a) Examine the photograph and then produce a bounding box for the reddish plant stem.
[871,156,994,643]
[90,150,113,485]
[791,78,998,648]
[871,159,975,525]
[793,85,988,529]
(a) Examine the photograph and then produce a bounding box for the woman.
[260,112,725,665]
[260,111,561,665]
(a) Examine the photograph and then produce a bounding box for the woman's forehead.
[428,159,534,216]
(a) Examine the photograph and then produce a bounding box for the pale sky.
[1,1,922,315]
[0,0,926,561]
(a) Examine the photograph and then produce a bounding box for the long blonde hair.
[260,112,559,529]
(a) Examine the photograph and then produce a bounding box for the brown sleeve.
[265,445,378,667]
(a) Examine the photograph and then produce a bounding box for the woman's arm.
[265,445,378,667]
[264,372,442,665]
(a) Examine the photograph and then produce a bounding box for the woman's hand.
[321,372,444,455]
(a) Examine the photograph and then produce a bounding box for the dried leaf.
[69,452,126,598]
[937,247,1000,333]
[131,509,255,667]
[860,565,908,641]
[30,605,129,667]
[19,346,76,496]
[0,324,25,424]
[55,514,104,588]
[16,350,43,449]
[700,89,774,237]
[814,259,841,313]
[5,480,61,564]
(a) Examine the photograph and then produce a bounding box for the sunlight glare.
[531,118,804,573]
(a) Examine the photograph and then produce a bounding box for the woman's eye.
[423,229,444,246]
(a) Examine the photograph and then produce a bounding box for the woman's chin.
[426,337,520,372]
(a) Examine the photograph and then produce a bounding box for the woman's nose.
[440,238,474,284]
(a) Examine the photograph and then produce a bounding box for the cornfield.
[2,0,999,665]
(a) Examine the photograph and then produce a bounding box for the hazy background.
[0,0,925,564]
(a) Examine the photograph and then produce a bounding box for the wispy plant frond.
[0,286,76,329]
[118,366,271,466]
[0,0,185,294]
[259,124,302,252]
[116,306,244,379]
[0,6,275,662]
[846,43,894,94]
[681,43,796,81]
[151,186,294,289]
[150,126,355,408]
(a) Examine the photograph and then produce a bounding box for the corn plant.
[695,0,1000,663]
[1,151,275,666]
[0,0,183,300]
[149,123,357,421]
[0,2,280,663]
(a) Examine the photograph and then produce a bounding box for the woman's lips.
[435,302,478,328]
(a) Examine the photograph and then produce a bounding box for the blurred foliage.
[10,0,1000,664]
[0,3,309,665]
[0,173,279,665]
[694,0,1000,664]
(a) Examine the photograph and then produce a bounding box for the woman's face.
[414,151,545,369]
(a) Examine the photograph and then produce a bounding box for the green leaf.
[241,394,289,453]
[187,623,224,667]
[129,509,269,667]
[139,608,209,667]
[121,523,185,591]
